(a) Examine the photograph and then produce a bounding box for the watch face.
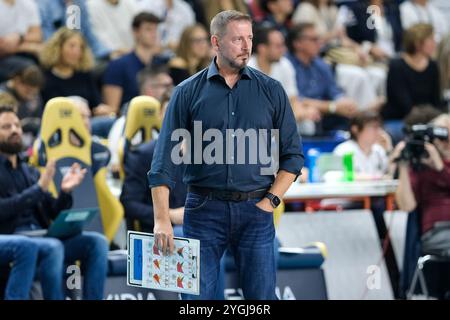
[272,196,281,207]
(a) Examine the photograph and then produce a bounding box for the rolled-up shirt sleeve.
[148,86,189,190]
[272,81,304,177]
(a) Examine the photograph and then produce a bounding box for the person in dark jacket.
[120,140,186,233]
[0,106,108,300]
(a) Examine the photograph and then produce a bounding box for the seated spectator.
[382,23,442,142]
[334,111,392,179]
[120,96,184,233]
[168,24,211,85]
[394,114,450,258]
[248,26,321,126]
[139,0,196,51]
[37,0,110,60]
[0,0,43,82]
[39,28,114,117]
[107,66,173,176]
[400,0,448,43]
[87,0,139,59]
[260,0,294,38]
[259,0,295,38]
[103,12,166,115]
[0,235,38,300]
[337,0,403,62]
[329,0,401,109]
[286,23,358,134]
[0,106,108,300]
[0,64,44,146]
[292,0,340,44]
[203,0,249,25]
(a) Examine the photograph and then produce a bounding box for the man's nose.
[242,39,250,51]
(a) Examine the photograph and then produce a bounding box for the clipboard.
[127,231,200,295]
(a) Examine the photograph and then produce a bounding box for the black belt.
[188,186,268,202]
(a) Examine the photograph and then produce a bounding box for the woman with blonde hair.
[382,23,443,142]
[168,24,211,85]
[40,27,113,117]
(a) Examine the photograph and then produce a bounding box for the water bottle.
[342,152,354,182]
[307,148,321,183]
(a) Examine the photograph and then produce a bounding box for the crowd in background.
[1,0,450,300]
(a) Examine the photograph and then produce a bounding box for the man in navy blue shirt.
[286,23,358,134]
[149,10,303,300]
[0,106,108,300]
[103,12,167,115]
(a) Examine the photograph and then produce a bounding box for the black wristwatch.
[265,192,281,208]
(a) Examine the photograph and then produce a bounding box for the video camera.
[398,124,449,170]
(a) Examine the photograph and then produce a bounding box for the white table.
[284,180,399,210]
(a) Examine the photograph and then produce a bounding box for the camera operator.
[393,114,450,256]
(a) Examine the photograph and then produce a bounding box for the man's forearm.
[268,170,297,198]
[151,186,171,223]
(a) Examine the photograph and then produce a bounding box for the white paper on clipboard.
[127,231,200,295]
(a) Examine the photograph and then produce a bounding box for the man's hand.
[93,103,115,116]
[38,160,56,191]
[61,162,87,193]
[422,142,444,172]
[154,218,174,256]
[377,129,393,153]
[255,197,274,213]
[335,98,358,118]
[0,33,21,55]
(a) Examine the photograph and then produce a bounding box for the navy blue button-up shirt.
[148,59,304,192]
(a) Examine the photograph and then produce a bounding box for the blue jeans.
[182,192,277,300]
[0,235,39,300]
[15,231,108,300]
[91,116,116,138]
[63,231,108,300]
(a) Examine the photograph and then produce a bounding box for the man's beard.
[221,52,249,70]
[0,138,23,155]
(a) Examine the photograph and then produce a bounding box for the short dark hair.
[13,65,45,88]
[350,111,382,140]
[286,23,315,53]
[132,12,161,30]
[137,65,170,91]
[0,105,16,116]
[253,25,280,54]
[260,0,278,13]
[404,105,443,127]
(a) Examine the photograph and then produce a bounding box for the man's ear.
[211,35,219,50]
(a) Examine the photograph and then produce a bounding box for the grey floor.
[277,210,408,300]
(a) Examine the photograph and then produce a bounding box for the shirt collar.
[0,153,24,168]
[207,57,252,80]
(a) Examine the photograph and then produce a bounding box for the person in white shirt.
[400,0,448,43]
[248,25,321,127]
[87,0,139,58]
[138,0,196,51]
[0,0,42,81]
[334,111,392,178]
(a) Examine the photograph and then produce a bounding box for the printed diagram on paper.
[127,231,200,295]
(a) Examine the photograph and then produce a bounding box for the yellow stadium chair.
[31,97,123,242]
[118,96,161,180]
[273,200,285,228]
